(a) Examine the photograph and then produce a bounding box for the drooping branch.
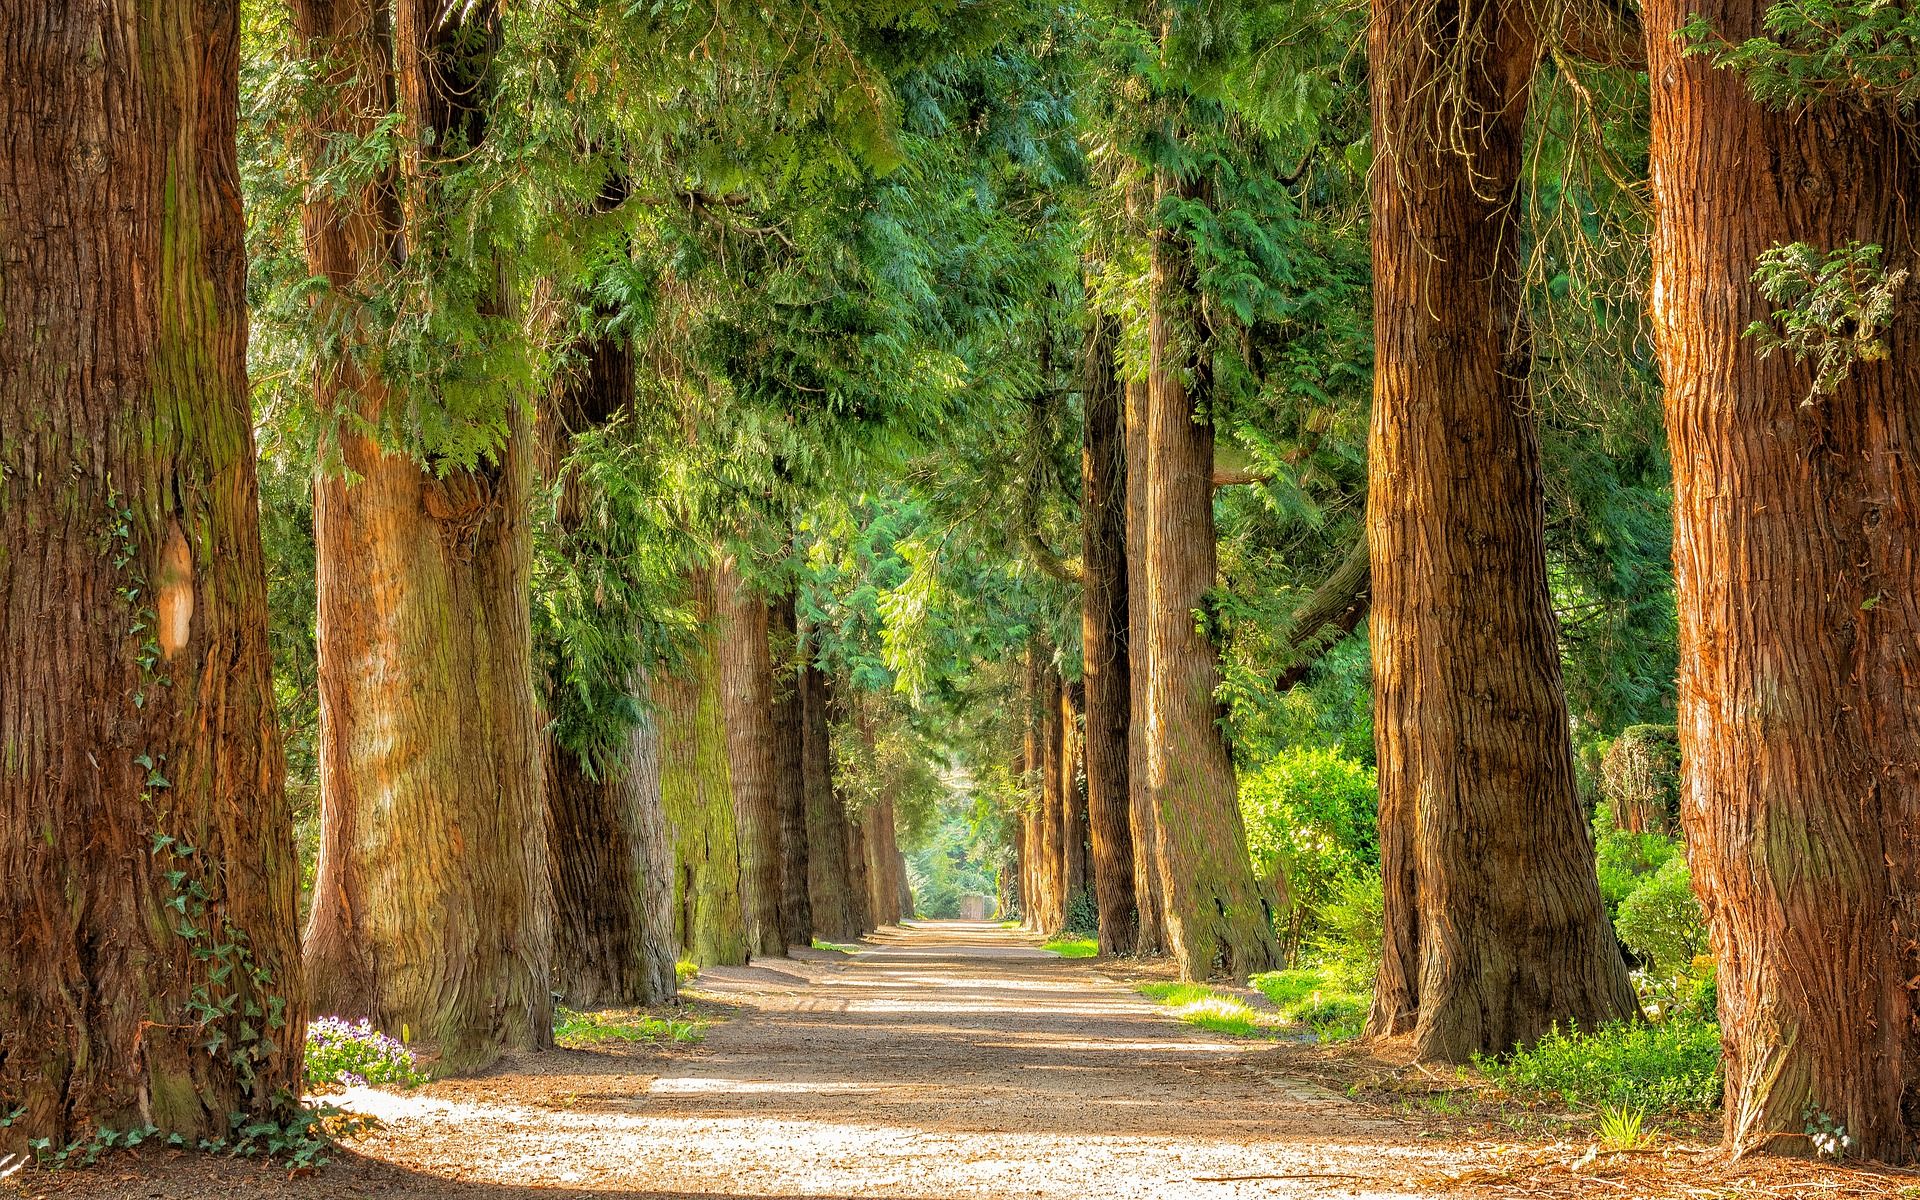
[1272,535,1371,693]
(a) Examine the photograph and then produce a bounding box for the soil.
[8,921,1914,1199]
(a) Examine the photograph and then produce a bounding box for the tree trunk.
[1084,315,1139,954]
[1124,379,1168,955]
[1144,171,1280,982]
[298,0,552,1073]
[1645,0,1920,1157]
[545,697,677,1008]
[716,558,787,959]
[1038,665,1067,933]
[657,570,748,967]
[770,595,814,947]
[1062,679,1095,928]
[1364,0,1635,1059]
[845,816,875,933]
[802,663,860,939]
[0,0,304,1146]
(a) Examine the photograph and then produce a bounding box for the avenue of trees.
[2,0,1916,1168]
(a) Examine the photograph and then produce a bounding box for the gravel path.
[18,920,1461,1199]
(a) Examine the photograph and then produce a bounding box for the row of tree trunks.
[657,570,749,967]
[1645,0,1920,1158]
[1142,166,1280,982]
[802,665,862,938]
[770,596,815,948]
[716,558,789,959]
[299,0,554,1073]
[1124,380,1168,955]
[1082,314,1140,955]
[0,0,305,1146]
[1363,0,1634,1059]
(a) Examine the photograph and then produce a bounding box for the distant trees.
[0,0,305,1149]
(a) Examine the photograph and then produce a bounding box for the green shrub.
[1296,994,1368,1041]
[1475,1017,1723,1114]
[1250,966,1370,1041]
[304,1017,425,1089]
[1137,983,1280,1038]
[1240,748,1378,958]
[1616,855,1707,976]
[1592,802,1680,913]
[1314,870,1383,992]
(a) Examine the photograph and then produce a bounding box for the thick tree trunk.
[657,571,748,967]
[865,799,909,925]
[801,663,860,939]
[297,0,553,1073]
[1364,0,1635,1059]
[1038,665,1067,933]
[1645,0,1920,1158]
[716,558,787,959]
[1144,172,1280,982]
[845,816,875,933]
[0,0,304,1146]
[1062,680,1095,927]
[545,700,677,1008]
[770,595,814,947]
[1084,316,1139,954]
[1124,379,1168,955]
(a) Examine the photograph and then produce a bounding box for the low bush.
[1251,967,1369,1041]
[1474,1016,1722,1114]
[1240,749,1378,959]
[1313,870,1383,992]
[304,1016,425,1090]
[1616,855,1707,977]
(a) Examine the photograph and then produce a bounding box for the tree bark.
[1083,315,1139,954]
[1062,679,1095,927]
[657,570,748,966]
[1364,0,1635,1059]
[1038,664,1067,933]
[716,558,787,959]
[770,595,814,947]
[1144,170,1280,982]
[1645,0,1920,1158]
[298,0,552,1072]
[1124,379,1168,955]
[802,663,860,939]
[0,0,304,1146]
[845,815,875,933]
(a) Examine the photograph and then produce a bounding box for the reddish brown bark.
[716,558,788,958]
[801,663,860,939]
[0,0,304,1145]
[1124,379,1168,955]
[298,0,552,1072]
[1083,315,1139,953]
[1364,0,1635,1059]
[1646,0,1920,1157]
[770,595,814,947]
[1061,679,1095,926]
[1144,170,1279,981]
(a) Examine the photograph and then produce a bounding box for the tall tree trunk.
[1084,315,1139,954]
[865,799,908,925]
[298,0,553,1072]
[1039,665,1067,933]
[716,558,787,958]
[545,697,677,1008]
[845,815,874,933]
[1144,170,1280,982]
[1061,679,1095,926]
[1645,0,1920,1157]
[770,595,814,947]
[0,0,304,1146]
[1364,0,1635,1059]
[802,663,859,939]
[1124,379,1168,955]
[657,570,748,967]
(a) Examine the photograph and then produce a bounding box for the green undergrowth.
[553,1006,706,1049]
[675,959,699,985]
[1137,982,1284,1038]
[1250,968,1370,1041]
[1473,1016,1723,1115]
[1043,936,1097,958]
[810,938,863,955]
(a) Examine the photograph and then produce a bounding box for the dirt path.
[27,921,1470,1199]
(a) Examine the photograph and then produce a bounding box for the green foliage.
[1475,1018,1724,1115]
[1238,747,1377,958]
[1250,968,1369,1041]
[1744,240,1909,402]
[1592,802,1680,912]
[1684,0,1920,108]
[553,1008,706,1048]
[1136,983,1283,1039]
[303,1018,425,1090]
[1044,937,1098,958]
[1615,856,1708,980]
[1597,1102,1652,1151]
[1313,870,1385,993]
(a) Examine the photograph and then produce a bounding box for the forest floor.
[11,920,1916,1200]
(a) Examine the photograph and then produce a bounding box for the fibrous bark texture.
[1083,316,1139,954]
[1645,0,1920,1157]
[770,595,814,948]
[802,664,860,938]
[0,0,304,1146]
[1144,171,1280,982]
[1124,379,1168,955]
[1364,0,1635,1059]
[657,570,748,967]
[716,558,787,959]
